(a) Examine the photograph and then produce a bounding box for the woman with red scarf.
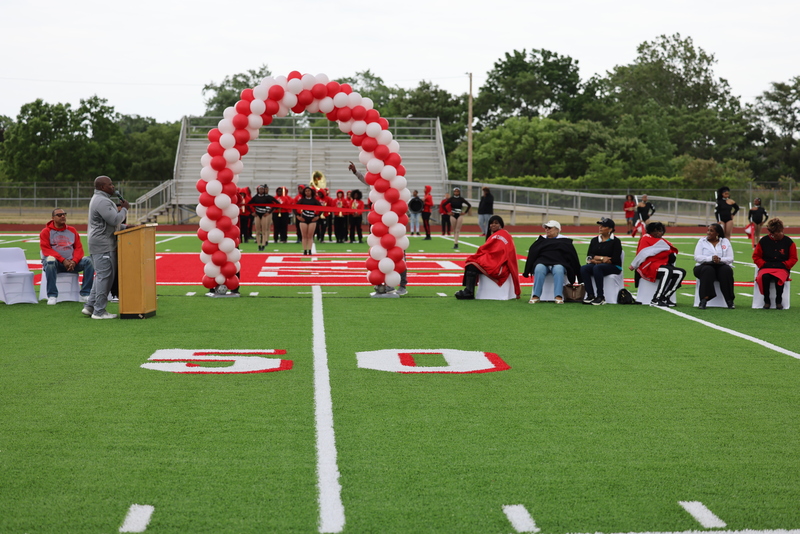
[753,217,797,309]
[454,215,520,300]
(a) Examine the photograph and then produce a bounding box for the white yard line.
[503,504,540,533]
[119,504,154,533]
[678,501,727,528]
[312,285,345,533]
[155,235,184,244]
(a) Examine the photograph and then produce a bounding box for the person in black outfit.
[748,197,768,246]
[296,186,321,256]
[477,187,494,236]
[715,186,739,241]
[637,194,656,223]
[248,185,277,251]
[442,188,471,249]
[580,218,623,305]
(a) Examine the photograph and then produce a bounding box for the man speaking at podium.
[82,176,130,320]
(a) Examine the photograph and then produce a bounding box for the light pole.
[467,72,473,199]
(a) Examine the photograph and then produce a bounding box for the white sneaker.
[47,297,57,305]
[81,306,94,316]
[91,311,117,320]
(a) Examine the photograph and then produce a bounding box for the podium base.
[120,311,157,320]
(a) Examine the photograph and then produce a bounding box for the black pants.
[273,214,288,242]
[693,263,735,302]
[349,215,363,242]
[441,214,451,235]
[422,212,431,237]
[334,217,348,242]
[654,265,686,301]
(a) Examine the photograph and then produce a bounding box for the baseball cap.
[543,220,561,231]
[598,218,615,229]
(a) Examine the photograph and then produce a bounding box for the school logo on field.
[141,349,292,374]
[356,349,510,374]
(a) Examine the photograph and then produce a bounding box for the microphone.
[116,191,126,204]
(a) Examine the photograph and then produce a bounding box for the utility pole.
[467,72,473,199]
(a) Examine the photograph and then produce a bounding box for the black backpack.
[408,197,424,213]
[617,288,634,304]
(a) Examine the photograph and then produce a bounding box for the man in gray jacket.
[82,176,130,319]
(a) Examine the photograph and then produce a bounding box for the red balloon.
[326,81,341,97]
[396,164,407,177]
[217,168,234,184]
[225,276,240,291]
[201,240,219,254]
[207,128,222,143]
[351,133,365,147]
[210,156,227,171]
[364,172,380,186]
[233,237,240,248]
[234,143,248,156]
[337,107,352,122]
[326,110,338,122]
[196,179,207,193]
[221,261,238,278]
[394,259,406,272]
[211,250,227,266]
[298,89,314,105]
[391,200,408,215]
[365,109,380,123]
[383,187,400,204]
[367,269,385,285]
[216,216,233,233]
[371,222,388,237]
[202,275,217,289]
[206,205,223,221]
[379,117,389,129]
[199,192,214,207]
[291,103,306,114]
[366,257,379,271]
[265,99,280,115]
[234,129,250,145]
[367,211,381,225]
[362,137,378,153]
[380,233,396,249]
[235,100,251,115]
[207,142,224,157]
[224,226,239,241]
[374,145,390,161]
[288,70,302,80]
[374,178,390,193]
[311,83,328,100]
[340,83,353,94]
[398,213,409,225]
[387,246,404,262]
[385,153,402,167]
[240,88,255,101]
[351,105,367,121]
[268,85,285,101]
[222,182,238,197]
[197,228,209,241]
[232,114,249,130]
[261,114,273,126]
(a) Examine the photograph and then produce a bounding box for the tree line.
[1,33,798,197]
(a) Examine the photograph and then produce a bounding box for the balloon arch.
[195,71,410,291]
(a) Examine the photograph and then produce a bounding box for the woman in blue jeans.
[580,218,622,305]
[522,220,582,304]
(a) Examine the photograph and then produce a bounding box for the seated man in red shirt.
[455,215,520,300]
[40,208,94,305]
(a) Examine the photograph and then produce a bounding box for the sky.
[1,0,798,124]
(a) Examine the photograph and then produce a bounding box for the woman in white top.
[693,223,735,309]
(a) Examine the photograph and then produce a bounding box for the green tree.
[123,121,180,181]
[203,64,272,116]
[76,96,128,179]
[336,70,399,112]
[753,76,800,181]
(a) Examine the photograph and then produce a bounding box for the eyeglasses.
[54,213,67,217]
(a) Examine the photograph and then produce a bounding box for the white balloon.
[347,92,362,107]
[315,73,330,85]
[276,103,289,117]
[253,84,269,100]
[219,133,235,149]
[273,75,287,88]
[318,97,335,113]
[234,261,241,272]
[248,114,263,129]
[261,76,275,87]
[215,274,227,285]
[247,127,260,140]
[224,204,239,218]
[223,107,237,120]
[358,150,372,165]
[366,122,383,138]
[389,222,406,238]
[368,189,382,203]
[306,100,320,114]
[223,148,240,164]
[380,165,397,180]
[400,188,412,202]
[249,100,266,115]
[204,264,221,279]
[338,120,353,134]
[196,204,207,218]
[396,235,410,250]
[199,216,216,231]
[205,180,223,196]
[199,251,211,264]
[214,194,231,209]
[369,245,388,260]
[385,271,401,287]
[281,92,298,108]
[200,166,217,181]
[361,97,374,110]
[200,154,213,168]
[389,140,400,153]
[207,228,224,244]
[227,248,242,262]
[351,120,367,136]
[389,175,407,190]
[381,211,399,227]
[332,92,349,108]
[367,158,384,174]
[377,129,393,145]
[228,160,244,174]
[287,78,303,94]
[379,257,395,274]
[218,118,235,134]
[302,73,317,90]
[374,199,391,215]
[367,233,380,247]
[219,237,236,253]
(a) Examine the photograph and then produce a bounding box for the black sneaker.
[726,299,735,309]
[583,294,595,304]
[454,289,474,300]
[591,296,605,305]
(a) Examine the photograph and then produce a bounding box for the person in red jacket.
[438,192,452,236]
[349,189,364,243]
[753,217,797,309]
[40,208,94,304]
[238,187,253,243]
[629,221,685,307]
[332,190,349,243]
[422,185,434,240]
[454,215,520,300]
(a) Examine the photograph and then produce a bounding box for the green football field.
[2,230,799,533]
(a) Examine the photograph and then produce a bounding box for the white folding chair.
[752,271,791,310]
[39,270,81,302]
[589,251,625,304]
[693,281,728,308]
[635,279,676,306]
[476,274,515,300]
[0,247,38,305]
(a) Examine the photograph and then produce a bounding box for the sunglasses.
[54,213,67,216]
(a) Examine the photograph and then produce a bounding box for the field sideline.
[2,231,799,533]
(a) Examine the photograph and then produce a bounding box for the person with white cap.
[522,220,581,304]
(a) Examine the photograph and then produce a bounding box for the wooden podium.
[115,224,157,319]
